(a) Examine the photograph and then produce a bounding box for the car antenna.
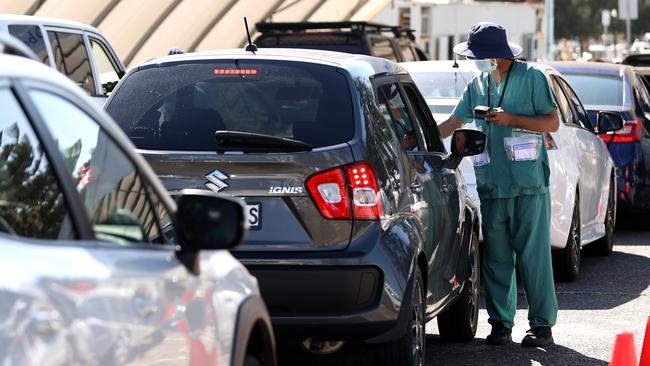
[452,55,459,68]
[244,17,257,54]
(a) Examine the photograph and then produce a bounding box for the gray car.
[0,35,275,366]
[106,48,485,365]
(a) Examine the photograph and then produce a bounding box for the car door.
[556,76,606,234]
[14,81,223,365]
[632,73,650,186]
[401,79,463,306]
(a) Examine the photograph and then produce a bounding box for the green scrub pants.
[481,192,558,329]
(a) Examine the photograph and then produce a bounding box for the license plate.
[246,203,262,230]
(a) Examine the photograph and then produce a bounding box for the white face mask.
[474,58,498,73]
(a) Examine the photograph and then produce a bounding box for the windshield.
[106,61,354,151]
[561,73,623,106]
[409,71,475,99]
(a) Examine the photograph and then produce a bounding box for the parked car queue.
[0,15,640,366]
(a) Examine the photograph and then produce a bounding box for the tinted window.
[107,61,354,151]
[89,37,121,96]
[558,78,593,130]
[48,31,96,95]
[0,89,70,239]
[370,38,397,62]
[562,73,623,106]
[376,83,422,152]
[402,83,445,153]
[29,90,164,244]
[410,71,475,99]
[550,77,574,125]
[8,25,49,64]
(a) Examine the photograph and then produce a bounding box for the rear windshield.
[561,73,623,106]
[409,71,475,99]
[107,61,354,151]
[256,34,370,54]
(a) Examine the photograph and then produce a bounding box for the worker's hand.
[486,108,516,127]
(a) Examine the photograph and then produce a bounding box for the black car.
[254,21,428,62]
[106,48,484,366]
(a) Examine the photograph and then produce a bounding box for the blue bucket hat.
[453,22,522,59]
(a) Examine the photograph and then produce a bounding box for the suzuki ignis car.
[106,48,485,366]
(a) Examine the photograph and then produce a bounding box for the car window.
[557,77,593,131]
[376,83,423,152]
[370,38,397,62]
[562,73,623,107]
[28,90,165,244]
[107,61,354,151]
[47,31,96,95]
[8,24,50,64]
[0,88,72,239]
[549,76,574,125]
[398,43,416,62]
[401,82,445,153]
[89,37,121,96]
[634,74,650,113]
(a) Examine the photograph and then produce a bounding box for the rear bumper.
[233,223,416,343]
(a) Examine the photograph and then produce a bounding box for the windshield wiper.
[214,130,313,152]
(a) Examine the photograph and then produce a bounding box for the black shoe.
[521,327,554,347]
[485,322,512,345]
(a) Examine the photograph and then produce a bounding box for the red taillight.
[306,168,351,219]
[213,69,257,75]
[600,120,643,143]
[306,162,384,220]
[345,162,384,219]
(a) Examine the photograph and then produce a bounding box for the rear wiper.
[214,130,313,152]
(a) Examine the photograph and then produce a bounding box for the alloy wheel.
[412,275,425,366]
[467,233,480,331]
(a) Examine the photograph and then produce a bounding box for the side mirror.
[597,112,624,134]
[451,129,487,157]
[175,189,246,251]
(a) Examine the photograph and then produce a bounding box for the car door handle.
[410,182,423,193]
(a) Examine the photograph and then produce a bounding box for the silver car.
[0,35,275,366]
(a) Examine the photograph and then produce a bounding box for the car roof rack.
[0,32,39,61]
[256,21,416,41]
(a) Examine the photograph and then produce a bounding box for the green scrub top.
[452,60,557,199]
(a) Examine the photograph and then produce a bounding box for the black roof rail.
[0,32,39,62]
[256,21,416,40]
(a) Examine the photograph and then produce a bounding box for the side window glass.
[29,90,165,244]
[559,79,593,131]
[376,83,422,152]
[89,37,121,96]
[634,75,650,114]
[402,82,445,153]
[550,76,574,125]
[0,89,72,239]
[371,38,397,62]
[8,25,49,64]
[48,31,96,95]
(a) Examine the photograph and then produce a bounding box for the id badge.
[472,122,490,167]
[504,132,541,161]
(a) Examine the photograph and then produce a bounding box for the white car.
[0,34,275,366]
[402,60,622,282]
[0,14,125,106]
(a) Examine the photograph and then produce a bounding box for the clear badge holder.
[504,129,542,162]
[471,123,490,167]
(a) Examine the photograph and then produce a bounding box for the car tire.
[243,354,263,366]
[437,226,480,342]
[374,267,425,366]
[553,194,581,282]
[590,176,616,256]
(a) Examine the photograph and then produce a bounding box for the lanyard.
[487,60,515,108]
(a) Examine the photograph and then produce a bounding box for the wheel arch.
[231,294,277,366]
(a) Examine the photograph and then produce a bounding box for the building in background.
[373,0,544,61]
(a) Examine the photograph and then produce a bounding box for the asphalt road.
[278,213,650,365]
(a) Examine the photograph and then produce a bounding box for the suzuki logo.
[205,169,229,192]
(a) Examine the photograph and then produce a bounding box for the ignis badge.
[205,169,229,192]
[269,186,304,194]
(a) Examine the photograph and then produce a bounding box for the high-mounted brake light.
[600,120,643,144]
[213,69,258,75]
[306,162,384,220]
